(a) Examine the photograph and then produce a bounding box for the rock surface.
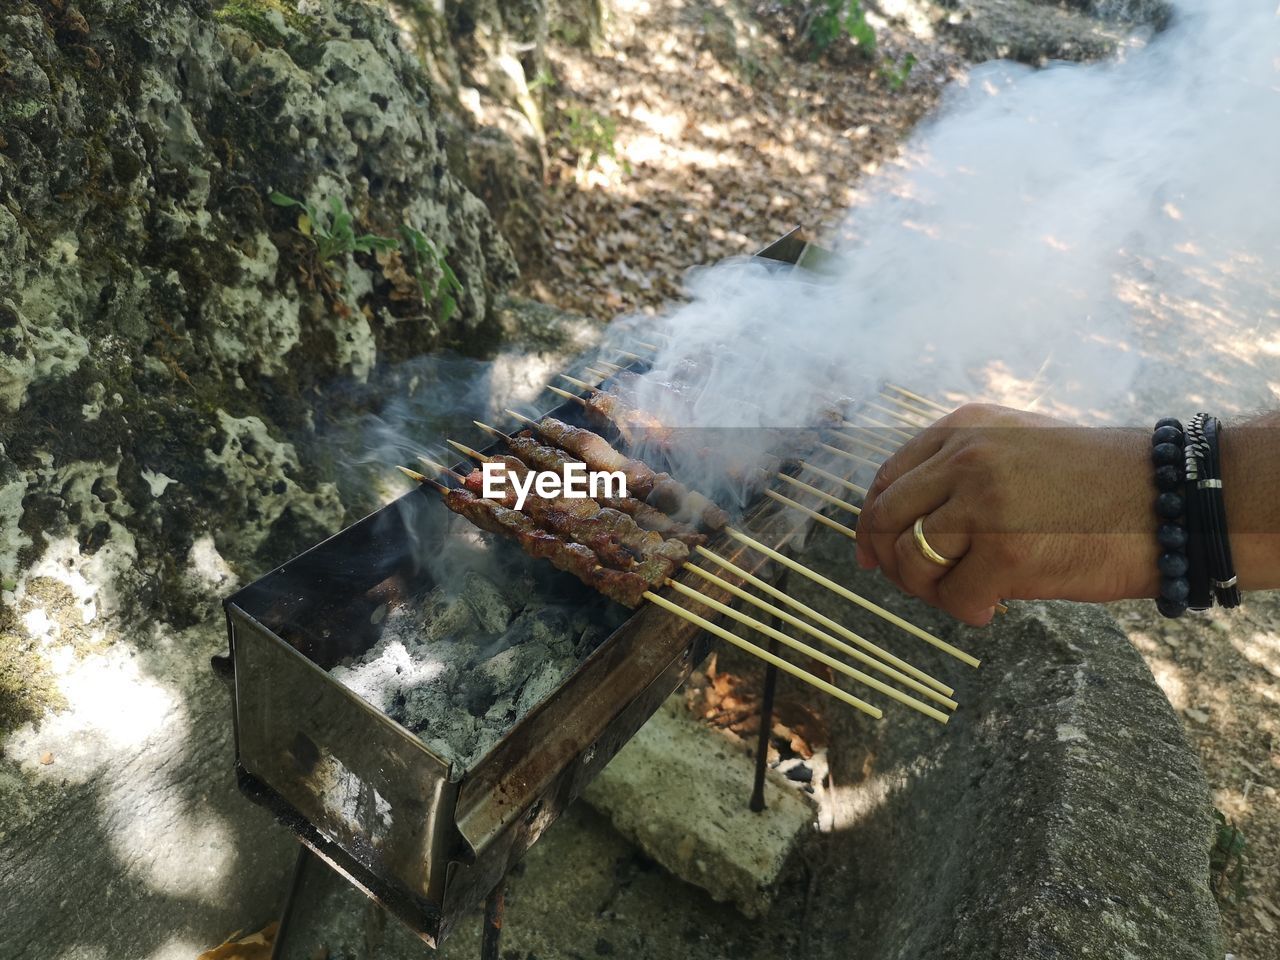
[582,695,817,918]
[943,0,1172,64]
[0,0,517,634]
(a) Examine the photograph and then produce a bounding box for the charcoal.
[329,570,623,772]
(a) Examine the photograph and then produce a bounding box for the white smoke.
[621,0,1280,476]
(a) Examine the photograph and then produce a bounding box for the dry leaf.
[197,923,279,960]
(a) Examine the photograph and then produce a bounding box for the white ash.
[330,569,623,772]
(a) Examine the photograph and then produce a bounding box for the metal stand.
[267,843,509,959]
[480,878,507,960]
[271,844,316,960]
[749,641,781,813]
[749,562,791,812]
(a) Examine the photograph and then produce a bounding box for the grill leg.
[749,562,791,813]
[480,877,506,960]
[749,642,781,813]
[270,843,315,960]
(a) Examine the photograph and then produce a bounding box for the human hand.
[855,403,1159,625]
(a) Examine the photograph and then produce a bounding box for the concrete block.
[582,697,816,917]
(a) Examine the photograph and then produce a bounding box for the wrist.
[1115,428,1161,600]
[1219,419,1280,591]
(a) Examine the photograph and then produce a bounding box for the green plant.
[214,0,312,47]
[399,225,463,325]
[561,106,620,171]
[1210,808,1247,905]
[528,68,557,93]
[784,0,876,57]
[881,52,917,91]
[268,191,465,322]
[268,192,398,264]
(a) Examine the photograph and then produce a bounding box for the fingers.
[857,426,947,570]
[936,550,1006,626]
[889,503,971,602]
[858,459,953,586]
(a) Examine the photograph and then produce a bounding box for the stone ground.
[1110,594,1280,955]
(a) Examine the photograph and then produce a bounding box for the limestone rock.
[584,697,818,918]
[0,0,517,634]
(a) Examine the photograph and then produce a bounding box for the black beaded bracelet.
[1152,418,1190,618]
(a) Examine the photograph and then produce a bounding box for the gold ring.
[913,516,957,567]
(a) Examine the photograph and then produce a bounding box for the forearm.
[1220,413,1280,591]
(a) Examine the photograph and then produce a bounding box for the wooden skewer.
[829,430,899,460]
[694,546,953,695]
[877,391,941,421]
[844,414,916,442]
[775,474,861,515]
[632,340,661,351]
[683,563,956,709]
[474,420,513,441]
[506,409,537,428]
[642,590,882,718]
[548,385,588,406]
[819,442,882,470]
[446,439,490,464]
[418,455,465,483]
[616,350,648,363]
[594,360,625,372]
[724,528,981,668]
[796,460,868,497]
[885,383,952,416]
[583,366,613,382]
[397,465,430,484]
[764,490,858,541]
[844,413,915,441]
[558,373,602,392]
[665,579,948,723]
[865,399,932,428]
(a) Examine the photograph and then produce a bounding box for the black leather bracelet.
[1202,416,1241,608]
[1152,418,1190,618]
[1183,417,1213,610]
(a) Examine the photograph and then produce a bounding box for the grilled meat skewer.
[454,463,687,576]
[446,447,691,584]
[518,415,729,531]
[482,426,707,546]
[438,485,651,607]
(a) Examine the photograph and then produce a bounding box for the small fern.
[268,191,465,324]
[269,192,398,264]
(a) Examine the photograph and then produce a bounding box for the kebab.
[505,411,731,531]
[554,372,1009,623]
[403,463,952,722]
[438,443,691,587]
[399,467,653,608]
[471,421,708,547]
